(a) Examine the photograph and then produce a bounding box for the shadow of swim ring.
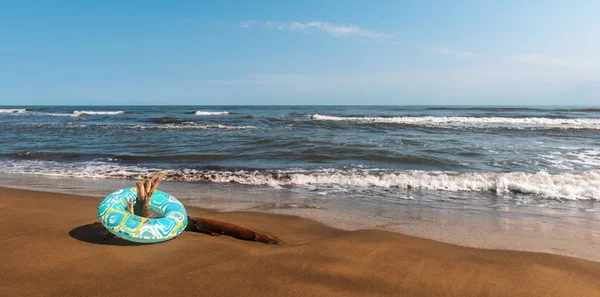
[69,224,146,246]
[96,187,188,243]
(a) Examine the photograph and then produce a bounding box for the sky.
[1,0,599,105]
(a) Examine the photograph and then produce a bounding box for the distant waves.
[0,109,125,117]
[0,108,30,113]
[195,110,230,115]
[0,108,231,117]
[72,110,125,116]
[310,114,600,130]
[3,108,599,130]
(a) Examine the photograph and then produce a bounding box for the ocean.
[2,105,599,199]
[1,105,600,258]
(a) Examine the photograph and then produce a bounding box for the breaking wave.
[4,122,254,130]
[1,109,125,117]
[0,108,28,113]
[310,114,600,130]
[44,113,77,117]
[423,107,600,112]
[195,111,230,115]
[134,123,254,130]
[72,110,125,116]
[1,159,598,201]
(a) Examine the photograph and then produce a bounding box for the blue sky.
[1,0,599,105]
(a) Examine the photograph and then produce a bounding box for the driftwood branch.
[134,171,166,217]
[127,199,134,214]
[147,171,166,197]
[186,217,278,244]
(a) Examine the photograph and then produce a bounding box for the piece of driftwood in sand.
[186,217,278,244]
[95,171,278,244]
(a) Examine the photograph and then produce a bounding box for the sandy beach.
[3,0,600,296]
[1,187,599,297]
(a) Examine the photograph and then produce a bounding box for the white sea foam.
[310,114,600,130]
[134,124,254,130]
[12,122,253,130]
[187,169,600,201]
[540,149,600,170]
[0,108,27,113]
[27,110,125,117]
[195,111,230,115]
[1,159,598,201]
[45,113,76,117]
[72,110,125,116]
[0,109,70,117]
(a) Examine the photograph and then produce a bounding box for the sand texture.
[1,187,599,297]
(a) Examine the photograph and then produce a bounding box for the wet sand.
[3,174,599,262]
[1,187,599,297]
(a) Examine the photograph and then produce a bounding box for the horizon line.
[2,104,600,107]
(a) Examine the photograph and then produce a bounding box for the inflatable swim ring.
[97,187,188,243]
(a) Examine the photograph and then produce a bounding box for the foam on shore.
[0,159,597,201]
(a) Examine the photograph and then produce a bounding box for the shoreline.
[1,186,600,296]
[1,173,599,262]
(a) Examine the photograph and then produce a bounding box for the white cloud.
[240,21,393,38]
[430,47,482,57]
[240,21,252,29]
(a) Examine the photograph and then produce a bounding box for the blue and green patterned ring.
[97,187,188,243]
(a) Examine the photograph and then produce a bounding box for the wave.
[424,107,542,112]
[422,107,600,112]
[0,159,598,201]
[2,110,125,117]
[0,108,28,113]
[45,112,77,117]
[134,123,254,130]
[540,149,600,170]
[310,114,600,130]
[161,169,600,201]
[5,122,253,130]
[195,111,229,115]
[72,110,125,116]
